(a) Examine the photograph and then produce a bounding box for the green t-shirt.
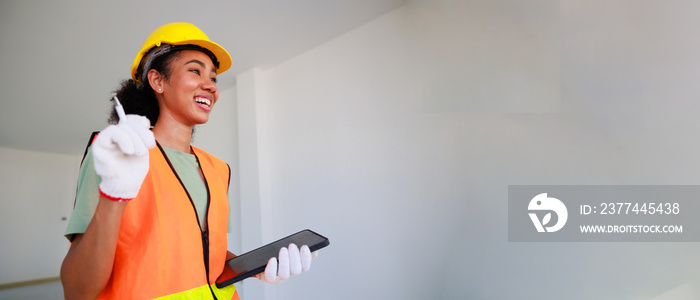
[65,146,209,240]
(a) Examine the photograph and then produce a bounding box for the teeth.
[195,97,211,106]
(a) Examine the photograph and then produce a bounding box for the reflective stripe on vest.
[96,144,238,300]
[154,284,238,300]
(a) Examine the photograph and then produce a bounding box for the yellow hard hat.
[131,22,232,83]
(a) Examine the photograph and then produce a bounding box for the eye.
[210,77,218,83]
[189,69,201,75]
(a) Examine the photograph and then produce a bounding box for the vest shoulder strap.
[80,131,100,165]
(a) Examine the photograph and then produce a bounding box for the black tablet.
[216,229,330,288]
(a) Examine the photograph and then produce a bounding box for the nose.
[202,79,217,94]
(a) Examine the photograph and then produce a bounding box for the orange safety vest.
[93,141,239,300]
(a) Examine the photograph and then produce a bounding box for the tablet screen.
[216,229,330,287]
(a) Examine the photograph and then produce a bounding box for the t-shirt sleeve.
[64,147,101,241]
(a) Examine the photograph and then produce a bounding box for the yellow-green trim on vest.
[154,283,238,300]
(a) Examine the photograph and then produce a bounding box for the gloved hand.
[92,114,156,201]
[256,244,316,284]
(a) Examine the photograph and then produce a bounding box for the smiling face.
[151,50,219,127]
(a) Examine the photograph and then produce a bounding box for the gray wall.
[0,148,78,284]
[234,1,700,299]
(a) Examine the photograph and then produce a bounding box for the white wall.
[232,0,700,299]
[0,147,80,284]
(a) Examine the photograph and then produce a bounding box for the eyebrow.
[186,59,217,74]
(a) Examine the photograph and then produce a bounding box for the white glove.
[256,244,315,284]
[92,114,155,201]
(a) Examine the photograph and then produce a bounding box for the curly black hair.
[108,49,183,126]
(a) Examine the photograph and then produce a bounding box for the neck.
[152,117,193,153]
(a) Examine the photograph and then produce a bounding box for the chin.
[192,114,211,125]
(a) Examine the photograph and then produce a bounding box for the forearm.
[61,197,127,300]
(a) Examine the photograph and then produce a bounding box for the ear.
[147,69,164,94]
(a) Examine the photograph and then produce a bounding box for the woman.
[61,22,313,300]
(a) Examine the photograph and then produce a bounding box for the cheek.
[184,79,201,92]
[172,75,198,92]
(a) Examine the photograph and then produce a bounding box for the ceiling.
[0,0,406,155]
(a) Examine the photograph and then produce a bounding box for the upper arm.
[64,147,101,241]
